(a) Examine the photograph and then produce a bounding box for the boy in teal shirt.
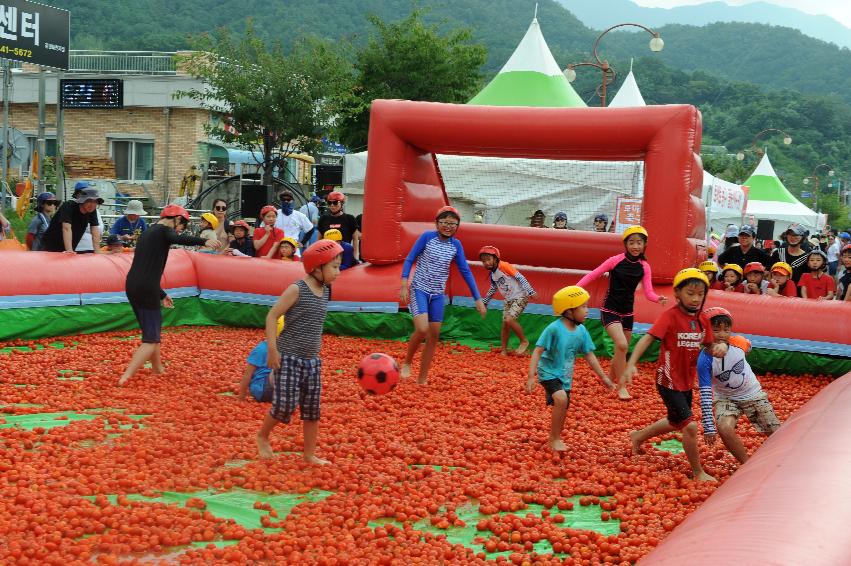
[527,286,613,451]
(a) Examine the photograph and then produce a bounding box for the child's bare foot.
[514,340,529,355]
[629,430,645,455]
[417,376,428,385]
[694,471,717,482]
[153,364,166,375]
[117,374,131,386]
[257,436,274,459]
[500,349,509,356]
[617,387,632,400]
[303,454,330,465]
[400,363,411,380]
[549,438,567,451]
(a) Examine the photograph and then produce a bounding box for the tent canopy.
[743,152,821,237]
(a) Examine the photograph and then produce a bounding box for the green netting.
[1,299,848,376]
[369,496,618,560]
[0,408,148,431]
[655,439,685,454]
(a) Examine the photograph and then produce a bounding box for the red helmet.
[160,204,190,221]
[230,220,250,232]
[703,306,732,323]
[302,239,343,274]
[478,245,500,261]
[327,191,346,202]
[436,205,460,220]
[743,262,765,274]
[842,244,851,254]
[260,205,277,218]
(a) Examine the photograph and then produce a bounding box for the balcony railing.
[9,51,179,75]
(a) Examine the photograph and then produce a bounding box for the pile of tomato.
[0,327,830,565]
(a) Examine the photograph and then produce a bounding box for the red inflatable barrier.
[362,100,706,280]
[642,372,851,565]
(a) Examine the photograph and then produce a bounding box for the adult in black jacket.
[716,225,771,271]
[770,224,810,284]
[119,205,221,385]
[318,190,359,258]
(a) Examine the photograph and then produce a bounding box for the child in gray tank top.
[257,239,343,465]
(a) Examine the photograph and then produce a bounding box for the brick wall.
[8,103,211,205]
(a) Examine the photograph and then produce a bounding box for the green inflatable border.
[1,299,848,376]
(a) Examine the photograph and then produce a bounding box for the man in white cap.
[41,187,103,253]
[110,199,148,244]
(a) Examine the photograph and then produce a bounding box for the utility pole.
[0,59,10,212]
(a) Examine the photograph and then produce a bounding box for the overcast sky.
[632,0,851,28]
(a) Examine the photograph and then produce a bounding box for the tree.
[176,23,351,186]
[334,10,487,151]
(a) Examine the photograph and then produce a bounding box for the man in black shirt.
[40,188,103,253]
[119,204,221,385]
[716,225,771,270]
[317,190,359,258]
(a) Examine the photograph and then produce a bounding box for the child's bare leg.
[506,318,529,354]
[256,414,279,459]
[401,315,429,378]
[150,344,165,374]
[549,390,569,451]
[302,420,329,465]
[682,421,716,481]
[417,322,442,384]
[500,321,510,355]
[629,417,675,455]
[118,343,158,385]
[606,324,631,399]
[717,415,749,464]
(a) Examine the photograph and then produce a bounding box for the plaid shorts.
[269,355,322,424]
[502,297,529,321]
[714,392,780,434]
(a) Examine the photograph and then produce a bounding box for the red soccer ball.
[357,353,400,395]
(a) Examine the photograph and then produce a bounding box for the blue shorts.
[409,289,446,322]
[131,305,162,344]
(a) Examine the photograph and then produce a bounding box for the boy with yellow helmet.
[712,264,745,293]
[278,236,301,262]
[697,260,718,285]
[321,228,356,270]
[198,212,219,241]
[577,225,667,400]
[623,268,724,482]
[766,261,797,297]
[527,286,614,452]
[240,317,285,402]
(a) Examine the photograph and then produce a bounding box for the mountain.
[560,0,851,49]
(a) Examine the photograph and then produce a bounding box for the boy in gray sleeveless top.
[257,240,343,465]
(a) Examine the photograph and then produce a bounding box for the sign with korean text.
[614,197,643,234]
[0,1,69,70]
[709,176,747,220]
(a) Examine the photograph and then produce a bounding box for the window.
[111,140,154,181]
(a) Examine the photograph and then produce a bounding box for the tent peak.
[751,150,779,178]
[608,68,646,108]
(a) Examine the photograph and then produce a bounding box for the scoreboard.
[59,79,123,109]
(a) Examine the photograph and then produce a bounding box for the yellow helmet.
[552,286,590,315]
[279,236,301,249]
[201,212,219,230]
[323,229,343,241]
[698,260,718,273]
[622,225,648,241]
[673,268,710,288]
[721,263,743,277]
[770,261,792,277]
[276,316,284,336]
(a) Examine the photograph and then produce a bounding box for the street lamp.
[736,128,792,161]
[803,163,834,212]
[563,23,663,107]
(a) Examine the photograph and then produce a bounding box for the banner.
[709,175,747,219]
[0,1,70,70]
[614,197,642,234]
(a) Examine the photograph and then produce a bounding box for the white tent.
[742,152,823,238]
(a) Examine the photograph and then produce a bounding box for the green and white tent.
[467,18,586,107]
[742,151,822,237]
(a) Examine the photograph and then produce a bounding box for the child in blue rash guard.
[400,206,487,384]
[479,245,536,355]
[697,307,780,464]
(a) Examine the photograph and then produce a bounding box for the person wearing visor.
[26,192,60,250]
[273,189,313,256]
[716,225,770,271]
[770,223,810,284]
[318,191,360,259]
[41,186,103,254]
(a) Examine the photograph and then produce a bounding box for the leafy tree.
[334,10,488,150]
[176,24,351,185]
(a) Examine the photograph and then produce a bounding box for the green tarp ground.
[1,299,848,376]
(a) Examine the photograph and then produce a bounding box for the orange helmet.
[327,191,346,202]
[478,245,500,261]
[436,206,460,220]
[703,306,732,323]
[160,204,189,221]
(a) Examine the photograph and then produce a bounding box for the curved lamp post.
[564,23,663,107]
[736,128,792,161]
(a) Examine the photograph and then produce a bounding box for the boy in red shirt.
[798,250,835,300]
[623,268,723,482]
[766,262,797,297]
